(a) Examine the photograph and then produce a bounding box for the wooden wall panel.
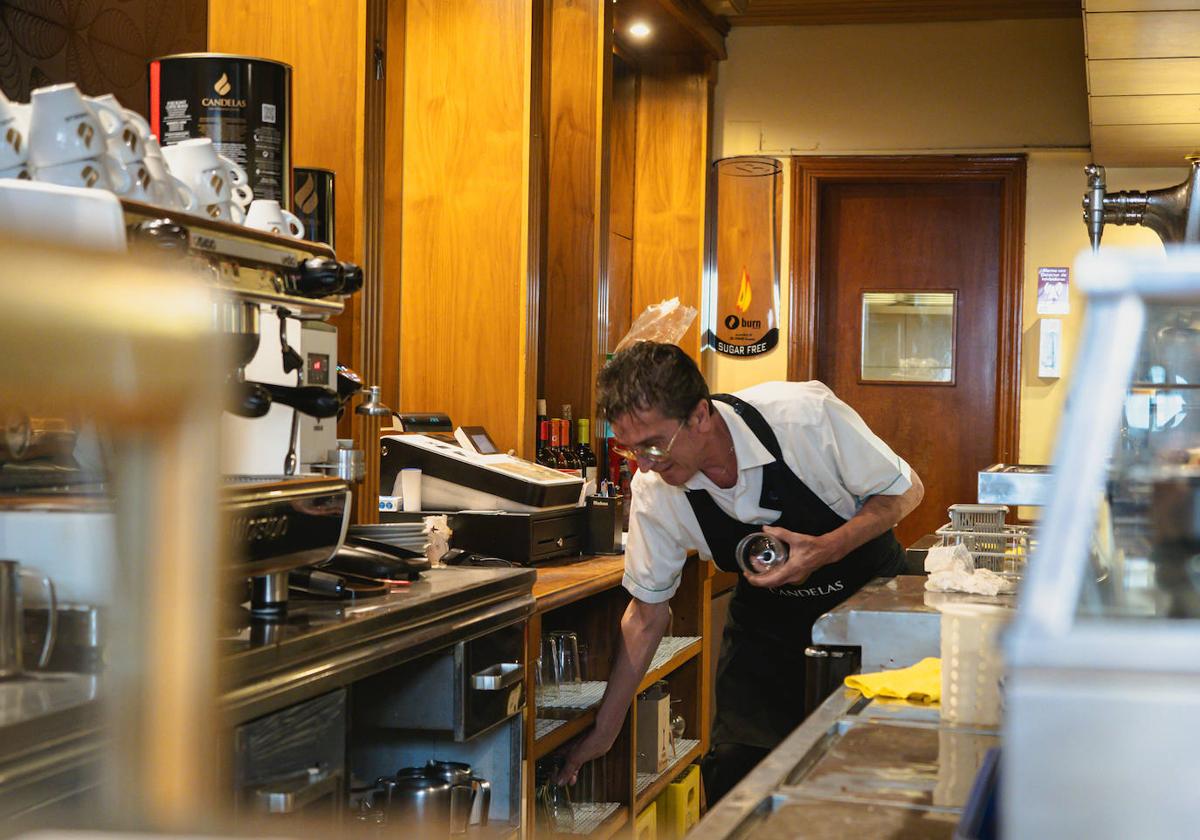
[0,0,207,115]
[543,0,608,431]
[607,231,634,351]
[610,58,637,241]
[380,0,406,414]
[631,65,710,361]
[400,0,536,454]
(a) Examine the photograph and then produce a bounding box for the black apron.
[688,394,905,750]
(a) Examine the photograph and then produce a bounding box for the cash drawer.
[381,508,586,565]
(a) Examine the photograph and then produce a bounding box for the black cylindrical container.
[149,53,293,206]
[293,167,335,248]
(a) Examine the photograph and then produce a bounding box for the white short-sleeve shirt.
[621,381,913,604]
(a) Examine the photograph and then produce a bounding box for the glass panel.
[1076,302,1200,619]
[860,291,956,383]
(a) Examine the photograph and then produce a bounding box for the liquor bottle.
[536,420,556,468]
[559,419,583,474]
[537,398,548,430]
[576,418,597,484]
[549,419,569,470]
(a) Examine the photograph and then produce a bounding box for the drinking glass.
[670,701,687,758]
[550,630,581,700]
[536,757,575,836]
[539,635,561,704]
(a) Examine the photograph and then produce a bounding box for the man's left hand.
[744,526,843,589]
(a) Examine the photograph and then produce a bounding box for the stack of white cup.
[0,83,305,239]
[24,83,132,192]
[161,137,254,223]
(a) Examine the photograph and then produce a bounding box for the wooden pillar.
[398,0,544,455]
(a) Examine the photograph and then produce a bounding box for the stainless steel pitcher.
[0,559,57,678]
[425,760,490,833]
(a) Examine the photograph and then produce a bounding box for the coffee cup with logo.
[87,94,146,165]
[0,92,30,171]
[142,152,197,211]
[202,200,246,225]
[33,153,129,192]
[161,138,253,208]
[28,83,123,168]
[0,163,31,181]
[119,158,160,203]
[244,199,304,238]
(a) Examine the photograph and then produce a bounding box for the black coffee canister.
[293,167,335,248]
[149,53,293,206]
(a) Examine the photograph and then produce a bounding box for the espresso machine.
[1083,159,1200,250]
[123,198,373,616]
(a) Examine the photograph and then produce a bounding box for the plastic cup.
[401,468,422,512]
[938,602,1010,726]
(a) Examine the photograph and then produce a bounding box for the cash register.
[379,427,586,564]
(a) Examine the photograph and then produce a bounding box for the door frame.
[788,155,1026,464]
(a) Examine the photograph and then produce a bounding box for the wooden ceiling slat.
[728,0,1080,26]
[1091,93,1200,125]
[1085,1,1200,12]
[1089,57,1200,95]
[1086,11,1200,59]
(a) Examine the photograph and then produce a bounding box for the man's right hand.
[551,597,671,786]
[554,723,617,785]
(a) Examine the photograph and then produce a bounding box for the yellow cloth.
[844,657,941,704]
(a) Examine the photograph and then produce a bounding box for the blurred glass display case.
[1005,249,1200,839]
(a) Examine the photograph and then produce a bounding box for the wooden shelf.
[638,636,702,693]
[634,739,703,812]
[533,708,598,759]
[464,823,520,840]
[562,802,627,839]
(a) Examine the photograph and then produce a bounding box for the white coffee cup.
[0,163,31,181]
[0,93,29,170]
[244,199,304,238]
[28,83,122,168]
[119,158,160,202]
[88,94,145,164]
[201,200,246,224]
[142,152,197,211]
[160,138,252,207]
[33,154,130,193]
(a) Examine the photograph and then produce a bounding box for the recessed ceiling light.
[629,21,652,39]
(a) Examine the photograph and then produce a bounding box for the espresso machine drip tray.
[223,475,351,616]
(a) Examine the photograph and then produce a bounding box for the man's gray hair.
[596,341,711,422]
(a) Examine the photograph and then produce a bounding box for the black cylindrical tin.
[149,53,293,206]
[293,167,335,248]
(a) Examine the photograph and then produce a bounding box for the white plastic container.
[939,602,1010,726]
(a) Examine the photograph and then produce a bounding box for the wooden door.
[790,157,1024,549]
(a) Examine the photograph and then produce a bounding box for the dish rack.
[935,503,1035,577]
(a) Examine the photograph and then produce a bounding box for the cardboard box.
[636,688,672,774]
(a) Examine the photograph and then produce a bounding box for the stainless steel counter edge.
[221,567,537,691]
[688,690,863,840]
[222,590,536,723]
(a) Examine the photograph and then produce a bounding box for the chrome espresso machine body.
[124,198,366,616]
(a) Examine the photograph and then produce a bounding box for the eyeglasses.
[611,419,687,464]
